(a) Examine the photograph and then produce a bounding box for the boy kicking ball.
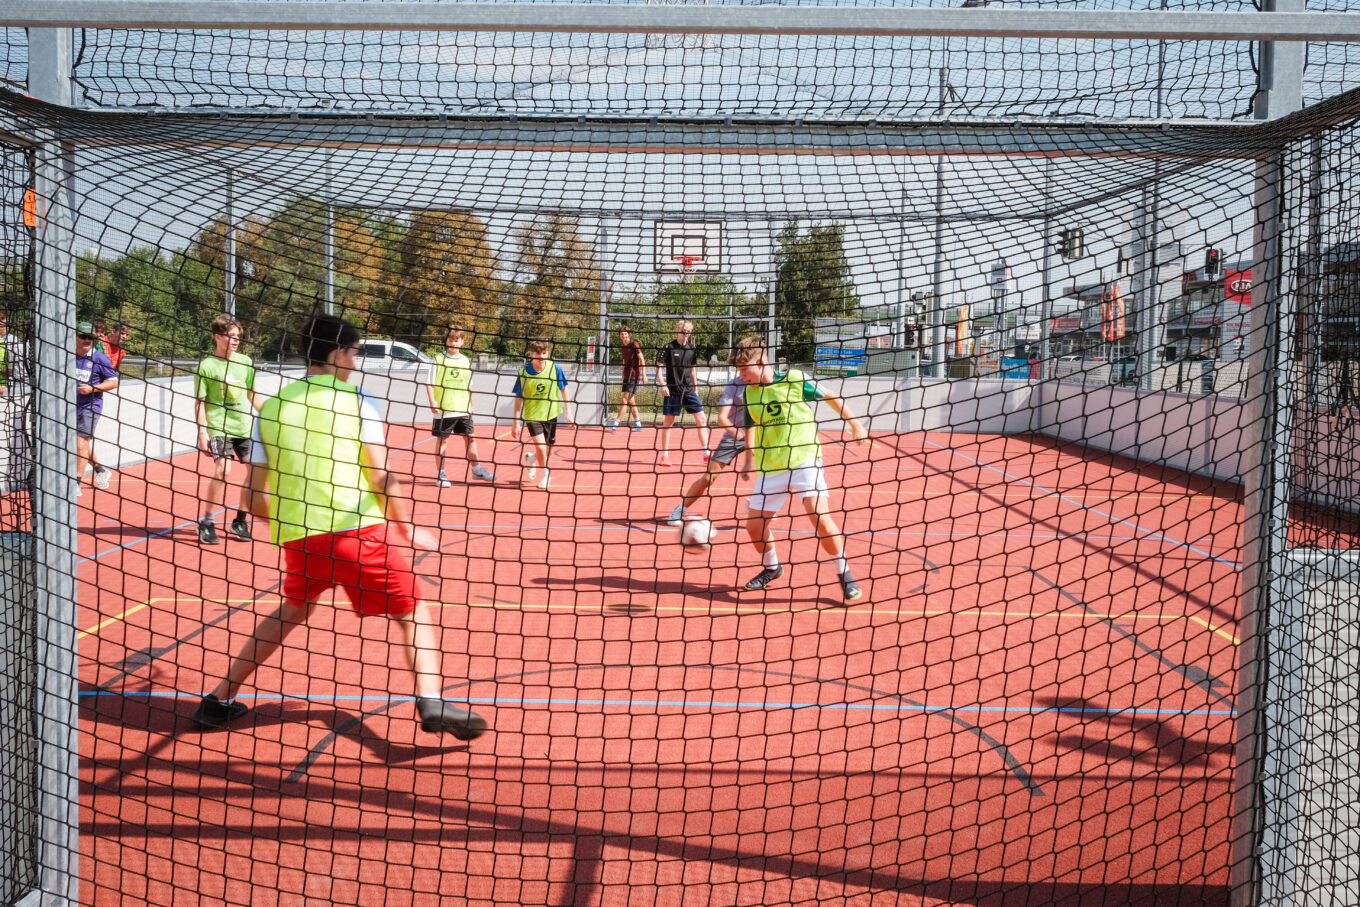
[426,324,496,487]
[730,335,870,603]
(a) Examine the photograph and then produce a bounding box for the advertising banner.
[1225,270,1253,305]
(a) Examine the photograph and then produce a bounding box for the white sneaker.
[536,467,550,490]
[436,470,452,487]
[471,465,496,482]
[526,466,537,480]
[94,466,111,490]
[632,421,643,431]
[667,504,685,526]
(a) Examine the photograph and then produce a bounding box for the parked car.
[356,339,433,373]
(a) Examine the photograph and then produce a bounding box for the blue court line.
[79,689,1234,718]
[925,439,1242,570]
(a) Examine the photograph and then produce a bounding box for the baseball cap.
[76,321,95,335]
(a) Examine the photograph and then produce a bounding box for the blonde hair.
[729,335,766,365]
[527,339,551,355]
[676,319,693,333]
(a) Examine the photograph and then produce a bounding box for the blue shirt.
[512,361,568,396]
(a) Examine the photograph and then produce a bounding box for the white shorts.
[748,460,829,514]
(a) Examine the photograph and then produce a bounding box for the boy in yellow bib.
[190,315,487,740]
[730,336,870,602]
[426,323,496,487]
[512,339,574,490]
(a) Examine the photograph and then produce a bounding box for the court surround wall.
[85,367,1350,498]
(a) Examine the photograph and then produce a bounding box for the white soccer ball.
[680,517,713,548]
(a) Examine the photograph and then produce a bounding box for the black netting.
[1,27,25,93]
[3,12,1360,907]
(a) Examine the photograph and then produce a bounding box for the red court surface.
[77,427,1245,906]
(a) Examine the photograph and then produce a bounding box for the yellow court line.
[441,599,1239,642]
[1188,615,1242,646]
[80,597,285,638]
[79,602,149,639]
[80,596,1237,647]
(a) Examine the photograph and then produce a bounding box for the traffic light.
[1058,228,1084,261]
[1204,248,1222,277]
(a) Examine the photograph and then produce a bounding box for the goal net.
[2,6,1360,905]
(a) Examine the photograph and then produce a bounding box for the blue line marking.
[79,689,1235,718]
[924,439,1242,570]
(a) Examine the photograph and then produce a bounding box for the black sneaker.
[198,520,220,545]
[417,698,488,741]
[743,564,785,592]
[230,518,252,542]
[839,570,863,602]
[191,694,249,729]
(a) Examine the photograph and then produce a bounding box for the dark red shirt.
[620,340,644,381]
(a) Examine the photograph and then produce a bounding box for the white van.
[356,339,433,373]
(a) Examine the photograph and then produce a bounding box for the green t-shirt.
[744,369,826,474]
[518,359,564,423]
[256,374,386,546]
[195,352,256,438]
[431,350,472,414]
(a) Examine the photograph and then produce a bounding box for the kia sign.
[1225,269,1253,306]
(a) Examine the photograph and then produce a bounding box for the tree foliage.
[389,210,499,350]
[501,214,600,359]
[608,274,765,367]
[773,222,859,363]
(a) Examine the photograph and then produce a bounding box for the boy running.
[426,324,496,487]
[607,325,645,431]
[513,339,574,490]
[190,314,487,740]
[194,315,261,544]
[667,372,751,524]
[729,336,870,603]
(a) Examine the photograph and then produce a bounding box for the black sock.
[235,510,248,522]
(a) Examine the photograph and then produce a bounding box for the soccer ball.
[680,517,713,548]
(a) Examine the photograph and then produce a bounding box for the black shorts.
[621,378,642,395]
[525,420,558,445]
[209,436,252,461]
[432,415,475,438]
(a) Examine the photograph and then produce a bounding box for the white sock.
[762,548,780,569]
[526,451,535,464]
[834,553,849,575]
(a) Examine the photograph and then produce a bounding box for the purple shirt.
[76,349,117,416]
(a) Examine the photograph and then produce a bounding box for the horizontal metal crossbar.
[4,2,1360,41]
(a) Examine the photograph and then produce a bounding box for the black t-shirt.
[657,340,697,392]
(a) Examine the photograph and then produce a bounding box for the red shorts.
[280,523,419,616]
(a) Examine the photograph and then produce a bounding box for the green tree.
[388,209,499,350]
[773,222,858,363]
[502,214,599,358]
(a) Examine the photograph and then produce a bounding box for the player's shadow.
[82,692,473,768]
[82,524,177,540]
[1031,693,1232,769]
[534,570,744,605]
[533,568,850,609]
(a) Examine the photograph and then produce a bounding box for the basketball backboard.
[654,221,723,273]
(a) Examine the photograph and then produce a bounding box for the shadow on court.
[1032,692,1234,770]
[81,692,474,767]
[80,743,1231,907]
